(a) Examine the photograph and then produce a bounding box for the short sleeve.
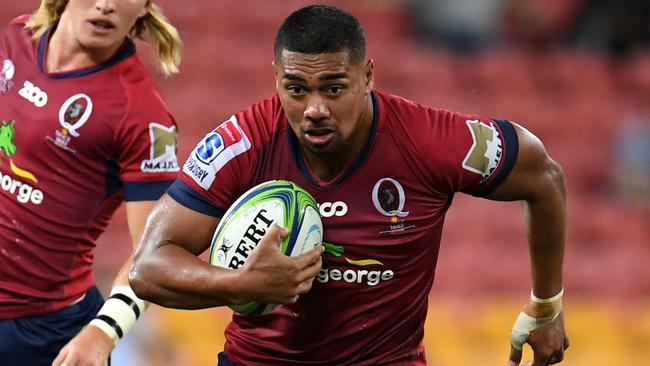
[414,109,519,196]
[457,118,519,195]
[167,114,254,217]
[116,88,179,201]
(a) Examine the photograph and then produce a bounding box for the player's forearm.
[110,254,151,309]
[111,254,137,287]
[129,243,242,309]
[89,254,148,346]
[525,159,566,299]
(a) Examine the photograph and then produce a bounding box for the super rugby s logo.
[0,120,44,205]
[184,115,251,189]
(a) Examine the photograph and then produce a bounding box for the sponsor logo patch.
[318,242,395,286]
[318,200,348,218]
[183,115,251,189]
[141,123,179,173]
[0,119,44,205]
[462,119,503,180]
[0,59,15,93]
[18,80,48,107]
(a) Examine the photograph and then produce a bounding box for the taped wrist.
[89,286,147,344]
[510,288,564,350]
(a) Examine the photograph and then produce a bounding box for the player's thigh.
[0,286,104,366]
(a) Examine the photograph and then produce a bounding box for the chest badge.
[372,177,415,236]
[46,93,93,153]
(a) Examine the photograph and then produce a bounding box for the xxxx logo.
[0,119,43,204]
[318,242,395,286]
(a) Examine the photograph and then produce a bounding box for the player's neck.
[46,18,123,73]
[303,96,374,183]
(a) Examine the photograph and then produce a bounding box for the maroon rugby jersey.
[168,91,518,365]
[0,16,180,318]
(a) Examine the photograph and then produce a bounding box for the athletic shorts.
[0,286,105,366]
[218,351,238,366]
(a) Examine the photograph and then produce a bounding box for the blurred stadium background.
[3,0,649,365]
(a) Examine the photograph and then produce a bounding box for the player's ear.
[272,60,279,89]
[364,59,374,95]
[138,1,151,18]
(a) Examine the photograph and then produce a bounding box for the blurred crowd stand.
[611,51,650,214]
[2,1,649,365]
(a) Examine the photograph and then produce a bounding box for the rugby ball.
[209,180,323,315]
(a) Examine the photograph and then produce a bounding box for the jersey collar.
[288,91,380,189]
[37,25,136,79]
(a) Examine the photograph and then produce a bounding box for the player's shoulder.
[3,15,33,42]
[235,93,286,140]
[114,48,156,89]
[116,58,169,114]
[185,94,282,180]
[7,15,31,30]
[375,90,479,134]
[243,93,284,122]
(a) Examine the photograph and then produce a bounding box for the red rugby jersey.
[168,91,518,365]
[0,16,180,318]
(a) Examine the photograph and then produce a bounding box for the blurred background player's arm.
[52,201,157,366]
[485,123,569,365]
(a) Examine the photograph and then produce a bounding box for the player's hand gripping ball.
[209,180,323,315]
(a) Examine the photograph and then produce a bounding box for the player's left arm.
[52,200,156,366]
[485,123,569,366]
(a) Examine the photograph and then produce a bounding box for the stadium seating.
[3,1,648,365]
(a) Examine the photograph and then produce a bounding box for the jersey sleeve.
[115,86,180,201]
[167,113,256,217]
[418,109,519,196]
[457,117,519,196]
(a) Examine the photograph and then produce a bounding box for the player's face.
[275,49,374,157]
[62,0,148,53]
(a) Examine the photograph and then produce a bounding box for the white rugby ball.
[209,180,323,315]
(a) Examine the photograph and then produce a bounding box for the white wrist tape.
[89,286,147,344]
[531,288,564,303]
[510,288,564,350]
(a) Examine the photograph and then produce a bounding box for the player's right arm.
[129,193,323,309]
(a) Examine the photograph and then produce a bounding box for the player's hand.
[507,312,569,366]
[236,223,323,305]
[52,324,114,366]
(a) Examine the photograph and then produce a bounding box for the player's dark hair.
[274,4,366,64]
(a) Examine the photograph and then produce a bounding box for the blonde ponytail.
[132,4,182,76]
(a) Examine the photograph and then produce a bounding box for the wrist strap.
[511,287,564,350]
[531,287,564,303]
[90,286,147,345]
